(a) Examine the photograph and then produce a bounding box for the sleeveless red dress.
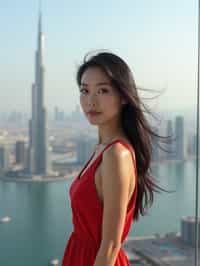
[61,139,138,266]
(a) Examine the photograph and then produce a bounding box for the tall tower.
[166,119,175,160]
[28,9,48,175]
[175,116,187,161]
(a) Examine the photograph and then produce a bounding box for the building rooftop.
[123,232,199,266]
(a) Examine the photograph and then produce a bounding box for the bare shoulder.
[103,140,134,165]
[101,141,134,180]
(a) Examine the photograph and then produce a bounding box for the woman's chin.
[87,119,100,125]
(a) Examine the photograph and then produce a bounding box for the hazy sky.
[0,0,198,114]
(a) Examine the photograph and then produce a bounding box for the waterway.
[0,160,199,265]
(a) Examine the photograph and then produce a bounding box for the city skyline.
[0,0,198,114]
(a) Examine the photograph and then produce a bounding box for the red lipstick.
[87,111,101,116]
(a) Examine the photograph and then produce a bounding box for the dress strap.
[100,139,123,153]
[100,139,137,182]
[101,139,135,159]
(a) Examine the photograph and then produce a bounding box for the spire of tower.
[38,0,42,33]
[37,0,44,58]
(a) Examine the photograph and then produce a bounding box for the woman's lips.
[87,111,101,116]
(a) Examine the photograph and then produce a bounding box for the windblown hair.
[76,50,174,221]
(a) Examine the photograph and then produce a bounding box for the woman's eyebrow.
[80,82,111,86]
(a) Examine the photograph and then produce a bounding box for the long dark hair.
[76,50,174,221]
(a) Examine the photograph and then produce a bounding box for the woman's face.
[79,66,126,125]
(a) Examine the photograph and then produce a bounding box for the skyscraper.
[16,141,26,165]
[166,119,175,160]
[28,11,49,175]
[0,146,9,171]
[175,116,187,161]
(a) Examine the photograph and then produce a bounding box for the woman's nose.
[88,101,96,107]
[88,94,97,105]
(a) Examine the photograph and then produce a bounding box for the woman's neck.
[97,134,126,146]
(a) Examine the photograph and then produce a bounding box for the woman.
[61,51,170,266]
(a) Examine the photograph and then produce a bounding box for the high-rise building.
[28,11,49,175]
[166,119,175,160]
[76,137,97,164]
[54,106,65,122]
[0,146,9,171]
[175,116,187,160]
[16,141,26,165]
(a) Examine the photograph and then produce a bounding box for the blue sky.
[0,0,198,114]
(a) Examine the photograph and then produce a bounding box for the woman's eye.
[98,88,108,94]
[80,88,109,95]
[80,89,88,94]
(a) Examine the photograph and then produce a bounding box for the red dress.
[61,139,138,266]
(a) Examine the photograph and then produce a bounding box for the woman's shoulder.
[104,138,135,157]
[100,140,135,188]
[102,138,135,166]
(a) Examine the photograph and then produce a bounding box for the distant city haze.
[0,0,198,113]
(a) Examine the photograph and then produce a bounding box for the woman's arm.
[94,143,136,266]
[93,243,121,266]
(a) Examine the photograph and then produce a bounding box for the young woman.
[61,51,169,266]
